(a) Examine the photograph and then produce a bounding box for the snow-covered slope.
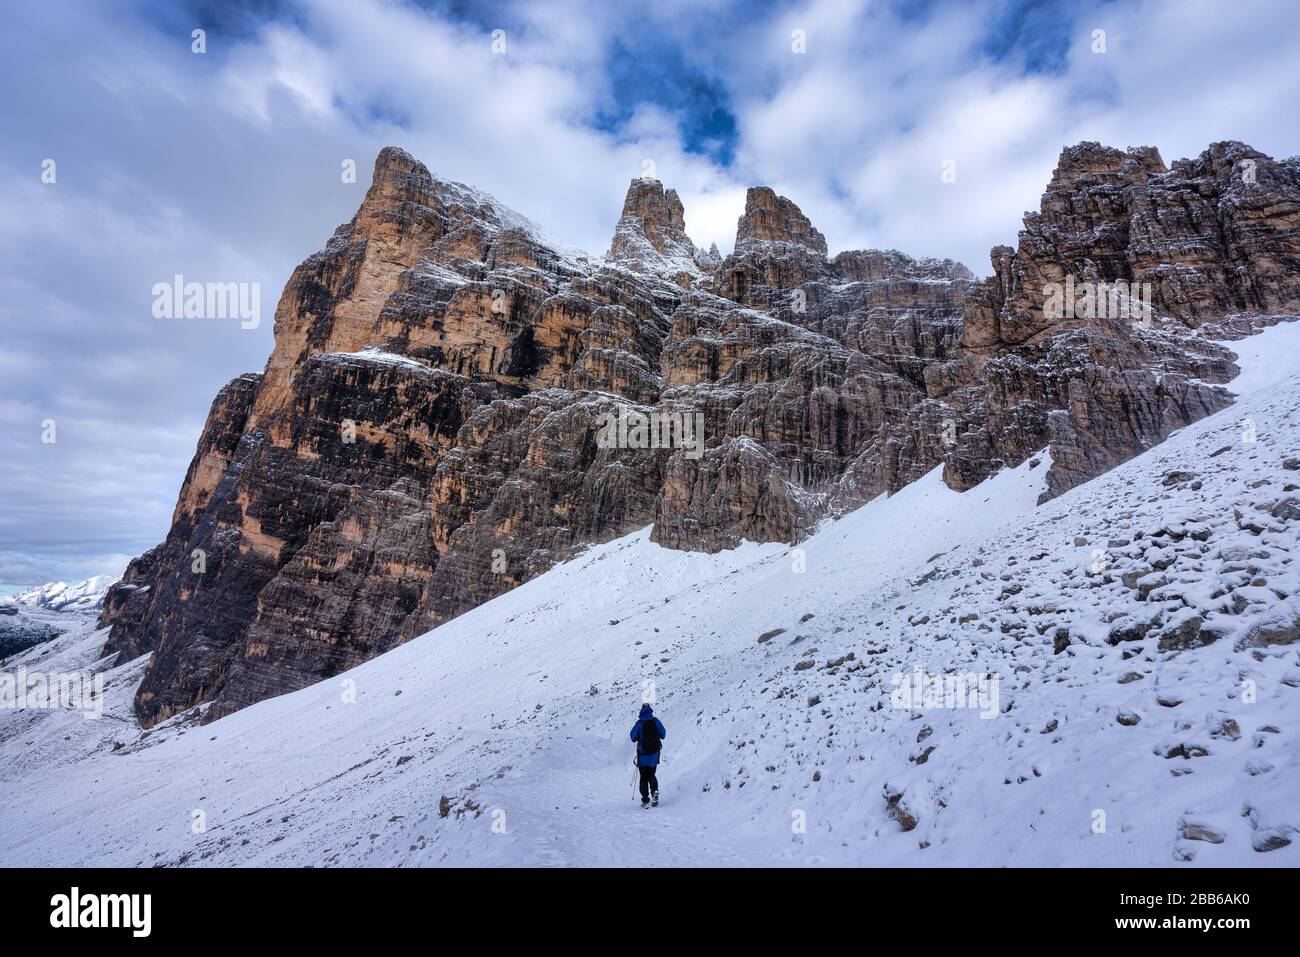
[1,325,1298,867]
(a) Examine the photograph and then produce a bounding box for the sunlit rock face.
[102,142,1300,724]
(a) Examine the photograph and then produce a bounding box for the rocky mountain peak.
[607,176,697,267]
[98,140,1300,726]
[1171,139,1274,181]
[360,146,551,245]
[371,145,429,188]
[697,242,722,270]
[1045,141,1168,196]
[734,186,827,255]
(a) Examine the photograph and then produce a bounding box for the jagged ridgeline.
[100,142,1300,725]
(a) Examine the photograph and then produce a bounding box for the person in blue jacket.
[630,703,667,807]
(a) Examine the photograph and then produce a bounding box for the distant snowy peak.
[3,574,117,613]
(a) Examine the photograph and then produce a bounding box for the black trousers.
[638,763,659,799]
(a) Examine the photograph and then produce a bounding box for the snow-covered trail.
[2,321,1298,867]
[447,736,758,868]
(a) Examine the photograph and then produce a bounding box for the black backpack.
[638,718,661,755]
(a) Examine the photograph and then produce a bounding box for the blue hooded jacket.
[630,704,667,767]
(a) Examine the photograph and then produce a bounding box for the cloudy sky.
[1,0,1298,592]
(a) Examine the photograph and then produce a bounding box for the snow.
[317,348,438,372]
[1220,319,1300,397]
[1,325,1298,867]
[430,174,594,269]
[2,574,116,613]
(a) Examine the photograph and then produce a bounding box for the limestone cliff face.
[949,140,1300,499]
[103,142,1300,724]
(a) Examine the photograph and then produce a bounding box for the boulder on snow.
[1234,600,1300,650]
[883,784,918,832]
[1209,717,1242,741]
[1155,614,1208,651]
[1161,742,1210,759]
[1162,470,1198,487]
[1181,821,1225,844]
[1253,831,1293,852]
[1053,628,1071,654]
[1107,616,1158,645]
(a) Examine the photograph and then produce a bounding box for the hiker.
[630,703,667,808]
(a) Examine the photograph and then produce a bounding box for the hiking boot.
[651,791,659,807]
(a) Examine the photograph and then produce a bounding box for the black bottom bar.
[1,866,1283,942]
